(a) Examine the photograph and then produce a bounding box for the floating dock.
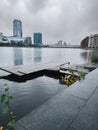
[0,62,65,77]
[0,62,97,80]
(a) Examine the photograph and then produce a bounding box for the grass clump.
[91,55,98,63]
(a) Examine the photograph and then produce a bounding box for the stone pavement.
[13,68,98,130]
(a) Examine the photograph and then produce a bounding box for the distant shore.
[0,42,82,49]
[0,42,97,49]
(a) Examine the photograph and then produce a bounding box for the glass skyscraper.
[13,19,22,37]
[34,33,42,44]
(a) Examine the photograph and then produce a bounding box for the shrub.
[91,55,98,63]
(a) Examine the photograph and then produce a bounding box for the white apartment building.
[89,34,98,48]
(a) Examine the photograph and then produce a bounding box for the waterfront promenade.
[13,67,98,130]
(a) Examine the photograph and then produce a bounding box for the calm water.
[0,47,92,67]
[0,47,95,125]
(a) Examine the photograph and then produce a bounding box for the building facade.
[81,36,89,48]
[2,36,32,45]
[24,37,32,45]
[89,34,98,48]
[81,34,98,48]
[34,33,42,44]
[13,19,22,37]
[4,36,25,44]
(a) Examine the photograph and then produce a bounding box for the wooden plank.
[59,64,89,74]
[0,66,24,76]
[0,62,63,76]
[17,62,59,74]
[59,70,82,77]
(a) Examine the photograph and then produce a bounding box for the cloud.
[24,0,48,13]
[0,0,98,44]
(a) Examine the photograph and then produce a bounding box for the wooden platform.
[0,62,63,77]
[60,64,91,73]
[0,62,96,79]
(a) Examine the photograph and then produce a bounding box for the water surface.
[0,47,95,125]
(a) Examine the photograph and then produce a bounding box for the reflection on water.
[80,51,88,60]
[22,48,34,65]
[0,47,98,126]
[0,47,14,66]
[34,48,42,62]
[80,49,98,63]
[0,47,97,67]
[0,76,66,126]
[13,48,23,66]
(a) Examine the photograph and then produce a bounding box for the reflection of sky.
[22,48,34,65]
[42,48,64,63]
[0,47,14,66]
[0,47,95,67]
[41,48,89,64]
[0,75,65,126]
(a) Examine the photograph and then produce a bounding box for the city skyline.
[0,0,98,45]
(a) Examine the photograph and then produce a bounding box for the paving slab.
[12,123,26,130]
[70,87,98,130]
[66,68,98,100]
[67,127,77,130]
[13,92,86,130]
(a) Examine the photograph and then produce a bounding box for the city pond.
[0,47,97,126]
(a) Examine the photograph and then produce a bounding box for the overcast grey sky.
[0,0,98,45]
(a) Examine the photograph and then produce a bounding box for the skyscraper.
[34,33,42,44]
[13,19,22,37]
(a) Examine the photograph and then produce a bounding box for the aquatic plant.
[60,67,85,86]
[0,84,15,129]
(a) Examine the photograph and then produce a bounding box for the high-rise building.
[81,34,98,48]
[89,34,98,48]
[34,33,42,44]
[13,19,22,37]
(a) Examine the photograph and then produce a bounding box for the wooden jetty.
[0,62,66,77]
[0,62,96,80]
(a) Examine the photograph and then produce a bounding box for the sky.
[0,0,98,45]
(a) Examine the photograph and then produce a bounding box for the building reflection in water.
[80,50,98,63]
[80,52,88,60]
[13,48,23,66]
[34,48,42,63]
